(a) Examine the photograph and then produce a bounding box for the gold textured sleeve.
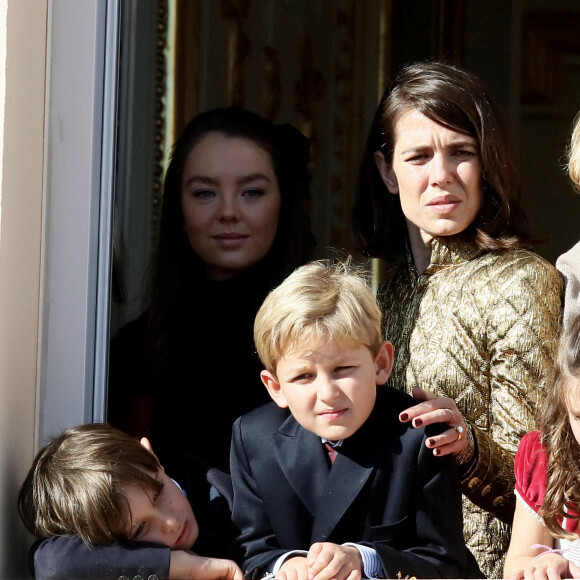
[460,254,563,524]
[459,423,516,523]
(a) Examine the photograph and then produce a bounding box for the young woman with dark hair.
[353,61,562,577]
[108,107,315,472]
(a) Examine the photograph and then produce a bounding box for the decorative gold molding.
[263,45,281,122]
[221,0,252,106]
[329,2,355,248]
[293,33,326,160]
[152,0,169,242]
[376,0,393,99]
[173,0,201,136]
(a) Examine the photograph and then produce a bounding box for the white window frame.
[37,0,119,447]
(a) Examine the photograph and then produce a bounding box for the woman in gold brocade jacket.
[353,61,563,578]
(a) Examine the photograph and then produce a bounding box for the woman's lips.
[428,195,460,215]
[212,233,249,248]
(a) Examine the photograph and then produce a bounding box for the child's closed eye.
[334,366,356,376]
[131,521,147,540]
[292,373,314,383]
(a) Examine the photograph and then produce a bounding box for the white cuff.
[342,543,383,579]
[271,550,308,574]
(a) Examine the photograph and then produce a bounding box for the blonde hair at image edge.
[253,259,383,374]
[570,114,580,189]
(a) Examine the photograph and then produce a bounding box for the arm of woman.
[400,253,563,523]
[462,254,562,521]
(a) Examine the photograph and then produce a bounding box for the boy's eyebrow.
[115,510,137,541]
[280,360,311,373]
[153,480,164,499]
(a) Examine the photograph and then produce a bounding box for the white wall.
[0,0,48,576]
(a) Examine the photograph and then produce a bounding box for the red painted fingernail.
[400,412,409,421]
[434,448,441,456]
[427,439,435,447]
[414,418,423,427]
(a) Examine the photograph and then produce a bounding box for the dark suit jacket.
[31,453,235,580]
[231,386,483,579]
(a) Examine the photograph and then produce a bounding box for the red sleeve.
[514,430,548,515]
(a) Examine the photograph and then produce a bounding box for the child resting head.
[18,423,198,549]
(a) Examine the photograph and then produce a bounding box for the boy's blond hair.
[569,113,580,190]
[17,423,162,544]
[254,259,383,373]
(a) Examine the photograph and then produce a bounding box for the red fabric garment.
[514,431,549,516]
[514,430,579,533]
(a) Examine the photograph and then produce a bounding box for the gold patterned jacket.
[379,236,562,579]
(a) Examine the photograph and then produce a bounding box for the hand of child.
[169,550,244,580]
[277,555,310,580]
[511,553,580,580]
[306,542,362,580]
[399,386,469,458]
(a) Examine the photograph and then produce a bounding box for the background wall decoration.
[111,0,391,333]
[110,0,580,338]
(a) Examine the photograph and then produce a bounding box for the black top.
[107,265,273,472]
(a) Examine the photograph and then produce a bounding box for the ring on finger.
[454,425,464,441]
[444,408,454,423]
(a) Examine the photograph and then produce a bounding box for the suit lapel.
[311,402,392,542]
[274,415,329,516]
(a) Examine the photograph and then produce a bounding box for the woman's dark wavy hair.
[540,315,580,539]
[353,60,537,260]
[146,106,315,361]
